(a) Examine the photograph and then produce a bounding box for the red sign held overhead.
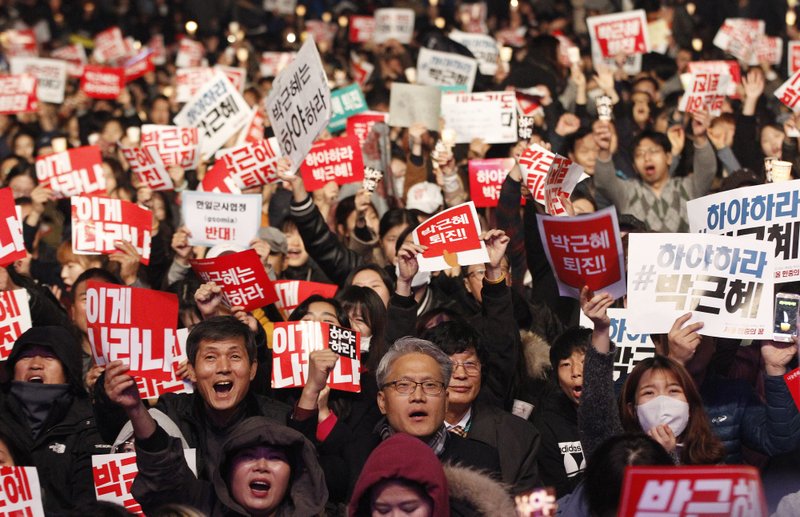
[190,249,278,312]
[0,188,25,267]
[273,280,339,318]
[0,74,38,115]
[272,321,361,392]
[85,281,179,382]
[347,112,388,150]
[412,201,488,272]
[71,196,153,265]
[468,158,514,208]
[80,65,125,99]
[300,135,365,191]
[203,138,282,193]
[35,145,106,198]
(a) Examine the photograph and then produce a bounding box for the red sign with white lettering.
[0,188,25,267]
[203,138,282,193]
[518,144,554,204]
[786,367,800,412]
[190,249,278,311]
[347,112,388,150]
[71,196,153,265]
[0,74,38,115]
[300,135,365,191]
[468,158,514,208]
[349,16,376,43]
[35,145,106,198]
[85,281,179,382]
[120,146,173,191]
[273,280,339,318]
[80,65,124,99]
[272,321,361,392]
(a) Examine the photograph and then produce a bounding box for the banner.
[537,207,625,299]
[140,125,201,169]
[85,281,179,381]
[93,450,197,516]
[468,158,514,208]
[236,108,266,145]
[775,68,800,112]
[181,191,261,247]
[266,37,331,174]
[10,57,66,104]
[518,144,554,205]
[203,138,281,193]
[271,321,360,392]
[713,18,765,63]
[412,201,488,272]
[388,83,441,131]
[448,30,499,76]
[440,91,517,144]
[174,72,250,159]
[347,112,389,149]
[93,27,130,64]
[120,146,172,191]
[678,71,730,116]
[688,181,800,282]
[80,65,124,99]
[619,466,767,517]
[0,188,25,267]
[0,466,45,517]
[349,16,376,43]
[52,43,87,77]
[373,8,415,44]
[35,145,105,198]
[626,233,773,338]
[579,309,655,381]
[687,61,740,99]
[587,10,649,74]
[417,47,478,92]
[329,83,368,133]
[175,38,205,68]
[0,289,31,361]
[71,196,153,264]
[299,135,365,190]
[789,41,800,78]
[259,52,294,78]
[273,280,339,318]
[190,249,278,311]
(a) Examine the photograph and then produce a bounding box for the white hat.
[405,182,444,214]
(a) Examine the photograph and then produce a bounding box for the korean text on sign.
[266,37,331,174]
[85,281,180,382]
[272,321,361,392]
[687,181,800,282]
[120,146,173,191]
[679,72,729,115]
[544,154,584,217]
[468,158,514,208]
[181,191,262,248]
[190,249,278,312]
[34,146,106,198]
[579,309,655,381]
[618,466,767,517]
[71,196,153,264]
[537,206,626,299]
[0,466,45,517]
[440,91,517,144]
[205,138,282,193]
[625,233,773,339]
[0,74,37,114]
[413,201,488,272]
[775,68,800,112]
[518,144,555,204]
[140,124,200,170]
[299,135,365,190]
[0,289,31,362]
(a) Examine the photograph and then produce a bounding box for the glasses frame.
[381,379,446,396]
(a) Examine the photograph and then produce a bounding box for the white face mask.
[360,335,371,353]
[636,395,690,437]
[394,263,431,289]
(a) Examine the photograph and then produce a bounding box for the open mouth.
[250,480,271,495]
[409,410,428,421]
[214,381,233,393]
[644,165,656,176]
[28,376,43,383]
[572,385,583,398]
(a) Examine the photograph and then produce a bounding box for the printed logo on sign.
[558,441,585,478]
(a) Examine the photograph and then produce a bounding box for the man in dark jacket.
[0,325,108,513]
[97,316,314,484]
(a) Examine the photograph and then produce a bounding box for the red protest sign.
[588,10,649,58]
[71,196,153,265]
[0,74,38,114]
[80,65,124,99]
[2,29,37,58]
[468,158,514,208]
[141,124,201,169]
[518,143,554,204]
[0,188,26,267]
[0,289,32,361]
[92,453,141,515]
[120,146,173,191]
[272,321,361,392]
[135,328,191,399]
[537,207,625,299]
[300,135,365,191]
[204,138,282,193]
[347,112,388,150]
[237,109,266,145]
[85,281,179,382]
[544,154,583,216]
[175,67,214,103]
[35,145,106,198]
[786,367,800,412]
[123,49,154,82]
[274,280,339,318]
[790,42,800,78]
[190,249,278,311]
[619,465,767,517]
[349,16,376,43]
[0,466,44,516]
[413,201,488,272]
[52,43,87,77]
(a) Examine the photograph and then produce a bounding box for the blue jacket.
[701,374,800,463]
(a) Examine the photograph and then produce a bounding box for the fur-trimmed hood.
[444,464,516,516]
[520,330,551,381]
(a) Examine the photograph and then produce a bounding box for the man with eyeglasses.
[423,321,541,494]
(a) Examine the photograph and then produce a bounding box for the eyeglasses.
[451,360,481,376]
[467,268,510,280]
[634,147,664,159]
[382,379,446,396]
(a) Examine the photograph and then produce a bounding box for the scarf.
[10,381,70,438]
[375,417,448,457]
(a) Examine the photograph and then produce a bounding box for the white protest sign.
[544,154,584,217]
[263,0,296,16]
[175,38,204,68]
[580,309,655,381]
[587,10,650,76]
[266,37,331,174]
[417,47,478,92]
[626,233,773,339]
[713,18,765,63]
[749,35,782,66]
[181,191,262,248]
[260,52,295,77]
[373,8,415,44]
[175,66,214,103]
[448,30,499,76]
[10,57,67,104]
[774,69,800,112]
[388,83,441,131]
[0,466,45,517]
[678,71,730,116]
[51,43,87,77]
[789,41,800,78]
[518,143,555,204]
[440,91,516,144]
[174,71,250,159]
[688,180,800,282]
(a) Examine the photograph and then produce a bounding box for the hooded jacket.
[349,433,450,517]
[133,416,328,516]
[0,325,108,513]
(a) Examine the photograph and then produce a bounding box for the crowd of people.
[1,0,800,516]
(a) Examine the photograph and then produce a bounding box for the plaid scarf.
[375,417,448,457]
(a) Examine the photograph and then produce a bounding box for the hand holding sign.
[395,241,427,296]
[667,313,704,365]
[481,229,510,281]
[108,240,141,285]
[104,360,142,412]
[195,281,225,319]
[762,339,798,376]
[579,285,614,354]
